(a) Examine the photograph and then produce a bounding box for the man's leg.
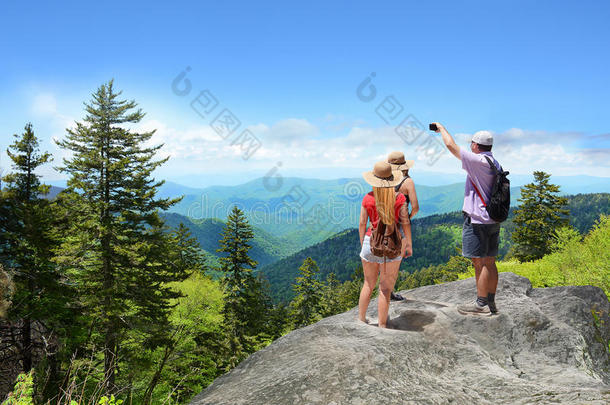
[472,257,485,296]
[483,256,498,313]
[464,215,486,295]
[458,215,491,315]
[479,221,501,313]
[474,256,498,295]
[457,257,491,315]
[482,256,498,294]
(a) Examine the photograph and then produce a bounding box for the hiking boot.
[488,300,498,314]
[390,292,405,301]
[457,301,491,315]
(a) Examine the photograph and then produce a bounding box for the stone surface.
[191,273,610,404]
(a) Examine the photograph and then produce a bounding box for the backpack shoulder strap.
[484,155,501,173]
[394,176,409,192]
[470,178,487,207]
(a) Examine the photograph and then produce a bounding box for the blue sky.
[1,0,609,187]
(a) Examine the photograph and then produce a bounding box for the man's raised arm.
[431,122,461,160]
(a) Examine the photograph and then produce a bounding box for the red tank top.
[362,191,406,236]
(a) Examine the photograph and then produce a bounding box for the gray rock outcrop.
[191,273,610,404]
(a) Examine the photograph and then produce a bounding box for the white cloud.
[127,118,610,178]
[25,102,610,183]
[31,93,58,116]
[454,128,586,148]
[250,118,320,145]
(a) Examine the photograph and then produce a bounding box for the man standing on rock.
[431,123,500,315]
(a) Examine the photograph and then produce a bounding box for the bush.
[2,371,34,405]
[459,215,610,297]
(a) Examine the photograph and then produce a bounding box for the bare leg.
[378,260,401,328]
[472,257,498,297]
[483,257,498,294]
[472,258,485,297]
[358,260,379,322]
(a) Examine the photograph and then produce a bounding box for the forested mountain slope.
[261,193,610,302]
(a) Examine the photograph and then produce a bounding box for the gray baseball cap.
[471,130,493,146]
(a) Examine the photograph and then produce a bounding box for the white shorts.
[359,235,403,264]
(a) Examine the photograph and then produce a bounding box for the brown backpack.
[371,220,402,259]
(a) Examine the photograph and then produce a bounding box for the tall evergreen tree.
[0,124,57,371]
[171,223,208,276]
[53,80,187,391]
[140,222,207,405]
[216,206,268,367]
[338,265,365,311]
[289,257,323,328]
[320,272,342,317]
[265,303,289,341]
[0,124,78,402]
[512,171,569,261]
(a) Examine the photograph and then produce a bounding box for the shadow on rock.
[388,309,437,331]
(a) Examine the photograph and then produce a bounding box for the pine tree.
[140,223,207,405]
[171,223,208,276]
[335,265,364,313]
[251,272,276,339]
[320,272,342,317]
[265,303,288,341]
[53,80,187,391]
[512,171,569,261]
[0,123,65,377]
[289,257,323,328]
[216,206,267,366]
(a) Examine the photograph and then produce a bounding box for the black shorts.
[462,213,500,258]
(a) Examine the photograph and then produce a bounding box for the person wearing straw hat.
[358,161,413,328]
[387,151,420,301]
[387,151,419,221]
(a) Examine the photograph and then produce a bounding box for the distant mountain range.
[156,175,608,247]
[47,173,610,193]
[44,175,610,251]
[158,177,524,248]
[131,170,610,190]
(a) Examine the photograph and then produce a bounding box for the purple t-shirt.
[460,148,501,224]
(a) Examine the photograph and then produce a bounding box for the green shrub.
[97,395,123,405]
[2,371,34,405]
[459,215,610,297]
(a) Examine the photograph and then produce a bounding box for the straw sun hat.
[362,161,403,188]
[387,151,414,171]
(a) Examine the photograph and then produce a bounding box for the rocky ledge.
[191,273,610,405]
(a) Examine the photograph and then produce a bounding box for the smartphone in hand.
[429,123,438,131]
